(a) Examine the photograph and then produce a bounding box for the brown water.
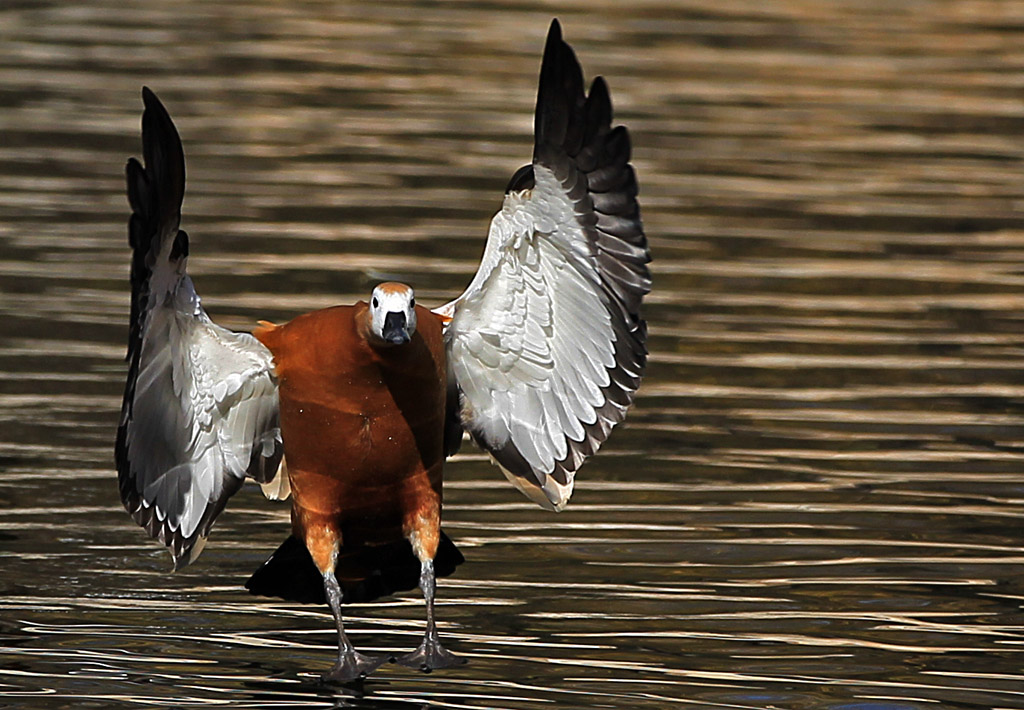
[2,1,1024,708]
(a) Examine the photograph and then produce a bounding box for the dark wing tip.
[124,88,189,364]
[534,18,586,155]
[138,87,185,217]
[543,19,563,63]
[530,22,650,319]
[141,86,173,129]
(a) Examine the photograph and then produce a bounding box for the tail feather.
[245,532,464,605]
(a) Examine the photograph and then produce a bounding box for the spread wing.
[439,20,650,510]
[115,88,284,570]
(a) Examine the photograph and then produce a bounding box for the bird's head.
[368,282,417,346]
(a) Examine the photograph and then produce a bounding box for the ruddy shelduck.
[117,19,650,682]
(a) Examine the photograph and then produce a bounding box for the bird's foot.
[319,650,389,684]
[396,635,466,673]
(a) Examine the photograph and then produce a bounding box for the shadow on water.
[2,1,1024,709]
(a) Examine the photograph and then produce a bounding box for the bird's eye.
[372,297,379,308]
[410,297,415,307]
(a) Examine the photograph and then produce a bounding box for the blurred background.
[2,1,1024,708]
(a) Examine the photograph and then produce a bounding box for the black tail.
[245,532,465,605]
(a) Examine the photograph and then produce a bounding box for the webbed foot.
[396,634,466,673]
[319,650,389,684]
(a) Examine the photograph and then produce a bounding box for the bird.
[116,18,649,682]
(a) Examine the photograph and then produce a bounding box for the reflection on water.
[2,1,1024,708]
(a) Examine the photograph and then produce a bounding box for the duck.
[116,18,649,682]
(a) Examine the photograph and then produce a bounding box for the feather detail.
[116,88,283,569]
[441,20,649,510]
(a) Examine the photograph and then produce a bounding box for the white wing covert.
[440,21,650,510]
[116,89,283,569]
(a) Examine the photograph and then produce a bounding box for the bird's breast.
[256,305,448,528]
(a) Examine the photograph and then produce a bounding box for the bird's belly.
[279,385,445,546]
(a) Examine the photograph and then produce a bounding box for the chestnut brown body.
[255,303,447,576]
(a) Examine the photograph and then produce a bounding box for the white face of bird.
[370,282,417,346]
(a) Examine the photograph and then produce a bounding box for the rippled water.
[2,1,1024,708]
